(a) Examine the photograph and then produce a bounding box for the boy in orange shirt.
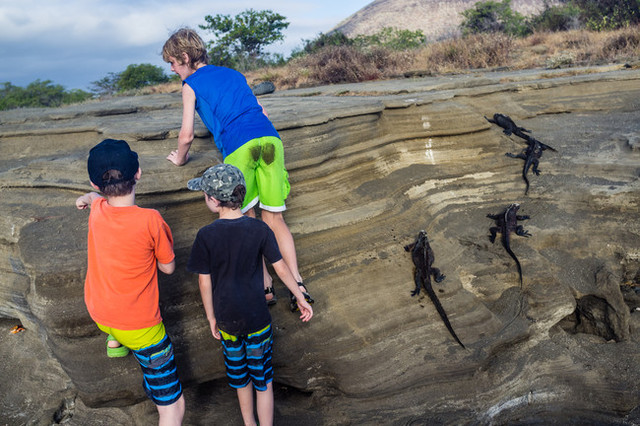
[75,139,185,425]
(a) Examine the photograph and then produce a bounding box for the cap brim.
[187,177,203,191]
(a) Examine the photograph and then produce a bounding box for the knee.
[261,211,284,227]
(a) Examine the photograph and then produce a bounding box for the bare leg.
[156,394,185,426]
[256,382,274,426]
[245,208,274,299]
[236,384,257,426]
[260,210,304,286]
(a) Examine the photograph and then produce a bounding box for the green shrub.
[574,0,640,31]
[530,4,583,32]
[460,0,532,37]
[292,32,353,58]
[116,64,170,91]
[353,27,427,50]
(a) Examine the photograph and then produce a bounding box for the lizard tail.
[424,280,466,348]
[523,170,530,195]
[503,239,523,288]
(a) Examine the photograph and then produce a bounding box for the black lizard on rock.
[506,135,557,195]
[487,204,531,288]
[485,113,531,139]
[405,230,465,348]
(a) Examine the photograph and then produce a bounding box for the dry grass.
[148,26,640,94]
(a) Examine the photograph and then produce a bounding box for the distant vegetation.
[0,80,92,111]
[90,63,173,97]
[2,3,640,110]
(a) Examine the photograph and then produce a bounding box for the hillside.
[331,0,553,41]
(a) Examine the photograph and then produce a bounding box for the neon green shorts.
[97,322,166,351]
[225,136,291,213]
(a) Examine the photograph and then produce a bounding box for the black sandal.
[265,286,277,306]
[289,282,315,312]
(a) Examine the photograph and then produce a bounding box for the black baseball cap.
[87,139,139,186]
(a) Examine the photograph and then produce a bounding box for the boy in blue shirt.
[186,164,313,426]
[162,28,314,312]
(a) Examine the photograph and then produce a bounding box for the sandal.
[106,334,130,358]
[265,286,277,306]
[289,282,315,312]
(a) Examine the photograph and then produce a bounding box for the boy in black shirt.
[186,164,312,426]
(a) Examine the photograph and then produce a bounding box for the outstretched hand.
[75,192,101,210]
[297,299,313,322]
[167,150,189,166]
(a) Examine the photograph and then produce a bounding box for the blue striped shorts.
[219,324,273,391]
[132,334,183,406]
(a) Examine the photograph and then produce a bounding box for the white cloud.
[0,0,371,89]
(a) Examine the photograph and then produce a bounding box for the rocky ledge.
[1,65,639,425]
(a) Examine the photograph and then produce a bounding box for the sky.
[0,0,372,91]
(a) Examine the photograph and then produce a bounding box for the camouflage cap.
[187,163,245,202]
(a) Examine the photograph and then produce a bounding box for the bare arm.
[198,274,220,339]
[272,259,313,322]
[75,192,102,209]
[157,259,175,275]
[167,83,196,166]
[257,99,268,118]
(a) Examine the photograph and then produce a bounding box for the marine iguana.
[485,113,531,139]
[487,203,531,288]
[405,230,465,348]
[505,135,557,195]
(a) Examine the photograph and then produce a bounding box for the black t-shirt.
[187,216,282,335]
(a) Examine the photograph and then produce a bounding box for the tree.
[116,63,170,91]
[460,0,531,37]
[90,72,120,96]
[199,9,289,70]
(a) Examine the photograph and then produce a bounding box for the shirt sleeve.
[152,211,175,264]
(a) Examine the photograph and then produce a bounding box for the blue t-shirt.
[187,216,282,335]
[184,65,280,158]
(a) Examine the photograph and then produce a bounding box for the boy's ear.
[182,52,190,66]
[135,167,142,181]
[90,181,100,191]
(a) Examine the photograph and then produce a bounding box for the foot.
[289,282,315,312]
[106,334,130,358]
[265,286,277,306]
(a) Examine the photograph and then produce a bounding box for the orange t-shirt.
[84,197,175,330]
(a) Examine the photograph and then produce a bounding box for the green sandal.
[289,282,315,312]
[106,334,130,358]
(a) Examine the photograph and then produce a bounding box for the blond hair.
[162,28,210,68]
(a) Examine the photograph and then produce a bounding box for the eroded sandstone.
[1,65,639,424]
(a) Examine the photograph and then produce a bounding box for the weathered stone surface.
[1,65,639,424]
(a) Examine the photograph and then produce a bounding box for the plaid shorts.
[132,334,183,405]
[219,324,273,391]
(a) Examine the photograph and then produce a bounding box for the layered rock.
[1,65,639,424]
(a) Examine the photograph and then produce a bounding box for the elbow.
[158,261,176,275]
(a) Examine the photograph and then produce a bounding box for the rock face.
[1,65,639,424]
[332,0,554,41]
